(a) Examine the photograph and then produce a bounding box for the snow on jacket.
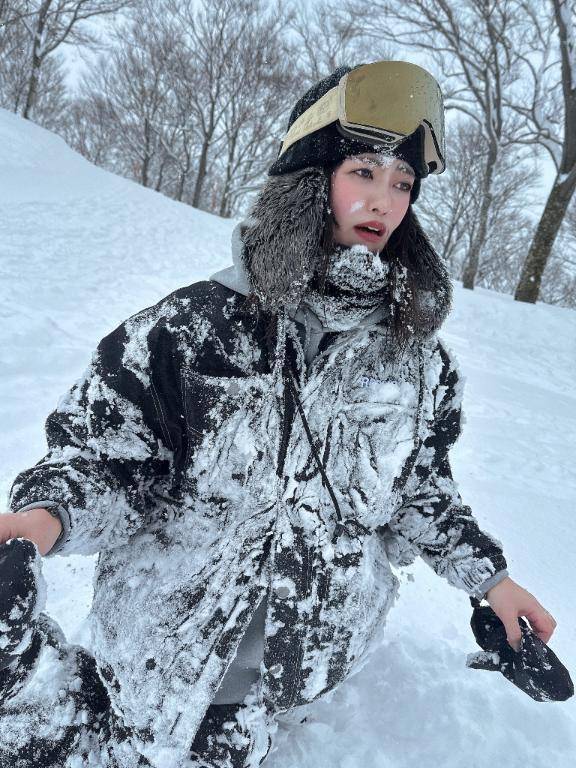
[8,168,508,767]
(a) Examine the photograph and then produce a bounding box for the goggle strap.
[279,85,341,157]
[422,121,445,173]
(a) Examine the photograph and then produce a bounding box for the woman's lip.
[353,225,386,243]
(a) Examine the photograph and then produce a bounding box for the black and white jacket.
[8,169,508,768]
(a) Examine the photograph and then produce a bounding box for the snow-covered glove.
[466,599,573,702]
[0,538,46,699]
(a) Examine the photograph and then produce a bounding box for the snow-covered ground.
[1,107,575,767]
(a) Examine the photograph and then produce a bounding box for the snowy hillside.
[1,108,575,767]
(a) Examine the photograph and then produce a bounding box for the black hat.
[466,597,574,702]
[268,65,425,203]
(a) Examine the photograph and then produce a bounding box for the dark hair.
[381,207,421,348]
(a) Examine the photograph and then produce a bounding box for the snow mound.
[0,107,114,202]
[0,109,235,494]
[0,107,85,171]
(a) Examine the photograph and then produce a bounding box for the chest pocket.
[314,356,423,529]
[182,371,279,505]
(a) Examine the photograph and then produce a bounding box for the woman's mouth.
[353,221,387,243]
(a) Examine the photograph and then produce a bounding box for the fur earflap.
[241,167,329,312]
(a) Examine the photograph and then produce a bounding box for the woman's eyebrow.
[349,157,416,177]
[396,162,415,177]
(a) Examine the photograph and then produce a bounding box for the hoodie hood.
[211,166,453,342]
[210,223,253,297]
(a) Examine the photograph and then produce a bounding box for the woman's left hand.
[485,576,557,651]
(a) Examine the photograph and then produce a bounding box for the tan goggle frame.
[279,61,446,174]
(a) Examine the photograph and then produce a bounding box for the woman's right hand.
[0,509,62,556]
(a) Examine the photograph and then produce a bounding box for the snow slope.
[1,108,575,767]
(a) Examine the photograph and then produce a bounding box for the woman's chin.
[335,237,382,254]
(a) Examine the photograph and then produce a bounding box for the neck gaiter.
[300,244,391,332]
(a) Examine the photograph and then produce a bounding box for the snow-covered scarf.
[300,245,391,332]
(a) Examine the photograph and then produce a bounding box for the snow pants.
[0,612,274,768]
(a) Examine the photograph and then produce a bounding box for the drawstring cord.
[284,365,371,543]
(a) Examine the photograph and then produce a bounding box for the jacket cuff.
[473,569,509,600]
[12,501,70,557]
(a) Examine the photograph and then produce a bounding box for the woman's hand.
[0,509,62,556]
[485,576,557,651]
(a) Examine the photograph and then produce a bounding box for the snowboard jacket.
[8,169,508,768]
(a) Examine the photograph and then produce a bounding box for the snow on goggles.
[278,61,446,175]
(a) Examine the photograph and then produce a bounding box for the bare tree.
[75,13,175,189]
[290,0,370,84]
[2,0,134,121]
[343,0,531,291]
[0,0,27,27]
[162,0,281,209]
[62,0,295,214]
[418,120,487,275]
[63,92,123,168]
[512,0,576,303]
[539,255,576,307]
[1,8,39,114]
[209,2,296,217]
[419,117,537,293]
[150,44,202,202]
[534,195,576,309]
[0,1,68,127]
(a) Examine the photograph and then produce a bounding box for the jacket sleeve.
[8,308,181,557]
[381,341,508,598]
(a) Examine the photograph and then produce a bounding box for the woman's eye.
[397,181,413,192]
[353,167,373,179]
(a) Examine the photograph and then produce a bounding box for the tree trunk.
[141,117,151,188]
[219,169,232,217]
[219,130,237,217]
[176,172,186,202]
[23,0,52,119]
[192,94,218,209]
[461,140,497,290]
[191,136,210,209]
[514,172,576,303]
[154,158,166,192]
[176,145,191,202]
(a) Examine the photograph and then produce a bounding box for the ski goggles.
[278,60,446,175]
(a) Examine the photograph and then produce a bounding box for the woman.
[0,61,556,768]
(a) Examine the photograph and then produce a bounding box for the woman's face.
[329,153,415,253]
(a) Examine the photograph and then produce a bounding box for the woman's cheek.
[339,184,365,219]
[349,199,366,214]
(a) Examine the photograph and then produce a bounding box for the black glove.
[466,597,573,702]
[0,538,46,700]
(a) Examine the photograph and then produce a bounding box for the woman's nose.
[369,185,392,215]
